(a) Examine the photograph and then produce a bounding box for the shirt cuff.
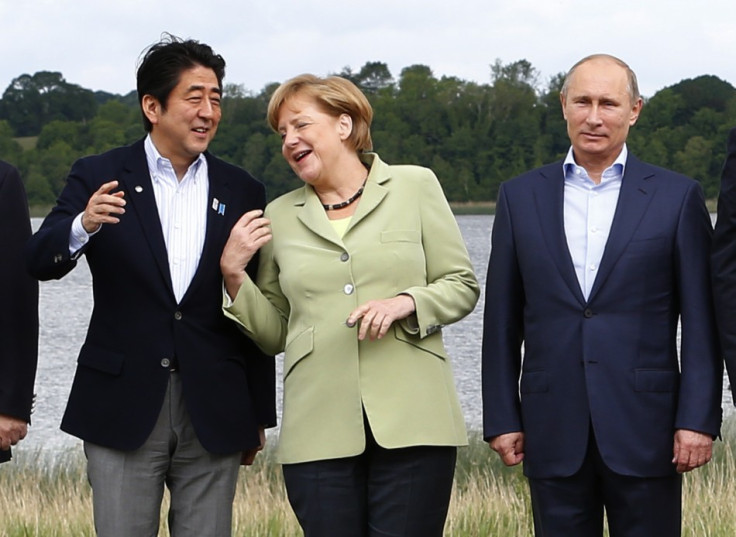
[223,281,235,307]
[69,212,99,257]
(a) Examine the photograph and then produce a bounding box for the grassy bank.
[449,201,494,215]
[3,424,736,536]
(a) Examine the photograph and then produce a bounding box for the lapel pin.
[134,185,143,193]
[212,198,226,216]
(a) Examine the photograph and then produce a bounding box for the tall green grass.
[3,422,736,536]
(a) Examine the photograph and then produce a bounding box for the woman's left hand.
[347,295,416,341]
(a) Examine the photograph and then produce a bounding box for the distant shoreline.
[31,202,496,218]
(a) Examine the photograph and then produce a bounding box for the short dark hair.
[136,33,226,132]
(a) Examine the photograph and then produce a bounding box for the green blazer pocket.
[635,369,678,392]
[393,325,447,360]
[381,230,421,243]
[78,343,124,376]
[284,326,314,380]
[520,371,549,394]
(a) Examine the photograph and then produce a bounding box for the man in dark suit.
[0,160,38,464]
[26,36,275,536]
[712,128,736,411]
[482,54,722,537]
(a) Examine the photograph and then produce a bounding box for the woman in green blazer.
[221,74,479,536]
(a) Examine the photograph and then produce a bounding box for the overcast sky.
[2,0,735,101]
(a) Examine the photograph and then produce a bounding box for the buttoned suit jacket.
[0,161,38,463]
[482,154,722,479]
[225,153,480,464]
[26,139,275,454]
[712,127,736,400]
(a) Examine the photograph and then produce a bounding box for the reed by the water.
[3,422,736,536]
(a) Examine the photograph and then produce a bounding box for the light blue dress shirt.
[562,145,628,300]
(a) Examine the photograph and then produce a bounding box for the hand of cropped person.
[0,414,28,450]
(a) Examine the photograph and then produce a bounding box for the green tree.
[0,71,97,136]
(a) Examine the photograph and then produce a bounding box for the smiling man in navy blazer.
[26,36,275,537]
[482,54,722,536]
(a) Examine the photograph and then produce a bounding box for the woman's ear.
[338,114,353,140]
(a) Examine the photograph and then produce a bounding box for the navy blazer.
[26,139,275,454]
[0,161,38,463]
[483,154,722,479]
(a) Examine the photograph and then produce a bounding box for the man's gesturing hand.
[82,180,126,233]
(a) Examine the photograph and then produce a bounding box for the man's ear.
[560,92,568,121]
[141,94,162,127]
[629,97,643,126]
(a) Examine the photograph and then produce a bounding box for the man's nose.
[586,105,602,125]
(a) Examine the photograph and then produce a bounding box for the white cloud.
[0,0,735,100]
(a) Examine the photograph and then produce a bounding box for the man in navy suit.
[0,160,38,464]
[712,128,736,407]
[26,36,275,536]
[482,54,721,536]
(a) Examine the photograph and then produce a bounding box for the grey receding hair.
[560,54,641,103]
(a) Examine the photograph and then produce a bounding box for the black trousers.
[528,430,682,537]
[282,419,457,537]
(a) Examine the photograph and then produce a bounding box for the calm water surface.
[18,215,731,454]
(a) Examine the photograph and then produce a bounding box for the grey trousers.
[85,372,241,537]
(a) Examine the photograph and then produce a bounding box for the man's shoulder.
[0,159,17,175]
[205,152,264,189]
[502,161,563,190]
[627,154,698,187]
[0,159,19,185]
[74,139,144,168]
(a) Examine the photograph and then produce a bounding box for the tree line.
[0,60,734,207]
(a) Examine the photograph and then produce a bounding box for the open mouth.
[193,127,209,134]
[294,150,311,162]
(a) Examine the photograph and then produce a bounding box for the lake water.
[16,214,732,454]
[18,215,492,453]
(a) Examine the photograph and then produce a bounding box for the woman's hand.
[221,210,271,298]
[346,294,416,341]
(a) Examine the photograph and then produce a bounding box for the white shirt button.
[344,284,354,295]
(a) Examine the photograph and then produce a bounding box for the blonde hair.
[267,74,373,152]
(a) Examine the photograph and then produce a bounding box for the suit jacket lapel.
[534,164,586,305]
[347,153,389,232]
[295,153,389,245]
[296,187,344,247]
[588,155,656,302]
[117,141,175,296]
[180,153,231,303]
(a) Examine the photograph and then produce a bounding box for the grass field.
[2,422,736,536]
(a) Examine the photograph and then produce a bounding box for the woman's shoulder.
[265,186,306,214]
[368,153,438,187]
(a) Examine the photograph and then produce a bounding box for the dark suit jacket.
[0,161,38,463]
[482,154,722,479]
[26,139,275,454]
[712,127,736,398]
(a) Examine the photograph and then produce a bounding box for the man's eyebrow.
[186,84,222,95]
